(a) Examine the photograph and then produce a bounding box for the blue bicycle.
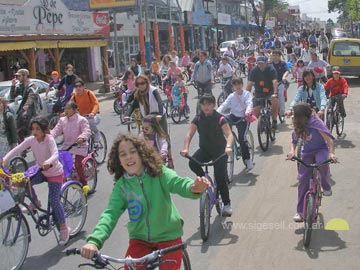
[0,159,87,270]
[184,153,226,241]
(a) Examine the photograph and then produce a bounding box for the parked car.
[328,38,360,77]
[0,79,55,117]
[332,28,348,39]
[219,40,239,54]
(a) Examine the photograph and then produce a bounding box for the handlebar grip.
[159,243,187,256]
[65,248,81,256]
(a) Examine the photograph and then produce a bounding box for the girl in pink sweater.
[3,117,70,245]
[51,101,91,193]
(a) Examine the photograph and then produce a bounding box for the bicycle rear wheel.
[113,99,122,115]
[9,156,28,173]
[243,130,255,166]
[257,116,269,152]
[84,158,98,195]
[0,209,30,270]
[269,118,276,142]
[199,192,211,242]
[303,194,314,247]
[171,107,182,124]
[94,131,107,165]
[60,183,87,237]
[181,249,192,270]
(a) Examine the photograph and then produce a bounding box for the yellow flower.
[11,173,26,184]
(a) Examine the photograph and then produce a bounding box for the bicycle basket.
[58,150,74,178]
[8,172,28,203]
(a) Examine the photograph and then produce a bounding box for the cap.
[51,71,59,76]
[257,56,266,64]
[332,66,341,74]
[15,69,29,76]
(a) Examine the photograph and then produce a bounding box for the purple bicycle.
[290,156,334,247]
[184,153,226,241]
[0,162,87,270]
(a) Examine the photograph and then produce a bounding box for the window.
[333,42,360,56]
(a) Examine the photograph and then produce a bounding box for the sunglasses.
[232,82,243,85]
[142,127,151,131]
[74,84,83,88]
[136,81,147,86]
[66,69,74,72]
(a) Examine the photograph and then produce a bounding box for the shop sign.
[0,0,109,35]
[190,11,213,26]
[218,13,231,25]
[89,0,136,9]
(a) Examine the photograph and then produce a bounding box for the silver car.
[0,79,55,117]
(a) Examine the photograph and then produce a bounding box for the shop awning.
[35,41,59,49]
[58,40,107,48]
[0,41,36,51]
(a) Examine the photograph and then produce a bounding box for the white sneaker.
[293,213,303,222]
[59,225,70,246]
[222,204,233,217]
[246,159,254,171]
[323,189,332,196]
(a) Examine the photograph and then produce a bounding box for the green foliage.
[346,0,360,21]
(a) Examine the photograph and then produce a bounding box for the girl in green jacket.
[81,133,209,270]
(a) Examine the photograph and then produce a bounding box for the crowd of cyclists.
[0,28,349,269]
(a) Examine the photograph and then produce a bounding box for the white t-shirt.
[307,59,329,78]
[218,63,233,78]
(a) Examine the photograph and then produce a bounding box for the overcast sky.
[287,0,339,21]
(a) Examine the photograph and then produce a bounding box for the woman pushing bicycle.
[2,117,70,245]
[286,103,337,222]
[81,134,209,270]
[181,94,234,217]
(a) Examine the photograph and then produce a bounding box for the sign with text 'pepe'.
[0,0,109,35]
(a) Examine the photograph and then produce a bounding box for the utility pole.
[167,0,175,52]
[137,0,146,67]
[112,10,120,76]
[144,0,152,67]
[153,0,161,60]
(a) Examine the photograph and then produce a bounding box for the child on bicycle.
[217,77,254,171]
[286,103,337,222]
[181,94,234,216]
[293,59,306,87]
[80,133,209,270]
[172,74,189,118]
[324,67,348,117]
[2,117,70,245]
[120,70,136,106]
[140,114,173,168]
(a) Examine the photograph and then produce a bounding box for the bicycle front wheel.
[113,98,122,115]
[257,116,269,152]
[217,92,225,107]
[246,130,255,163]
[9,156,28,173]
[84,158,98,195]
[60,183,87,237]
[303,194,314,247]
[199,192,211,242]
[171,107,182,124]
[95,131,107,165]
[335,110,344,136]
[181,249,192,270]
[227,143,236,184]
[0,209,30,270]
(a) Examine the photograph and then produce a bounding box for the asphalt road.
[7,75,360,270]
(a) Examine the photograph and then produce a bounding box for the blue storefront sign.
[187,11,213,26]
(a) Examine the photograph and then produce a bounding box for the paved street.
[16,77,360,270]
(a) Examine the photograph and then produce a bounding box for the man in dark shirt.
[246,56,279,129]
[181,95,234,216]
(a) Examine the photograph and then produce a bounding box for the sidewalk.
[85,81,114,103]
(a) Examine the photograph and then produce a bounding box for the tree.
[346,0,360,21]
[248,0,288,33]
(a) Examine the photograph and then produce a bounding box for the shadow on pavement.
[345,77,360,88]
[185,215,239,254]
[293,213,347,259]
[256,144,284,157]
[231,170,259,187]
[334,134,356,149]
[23,231,88,270]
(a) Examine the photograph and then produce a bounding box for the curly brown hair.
[107,133,164,181]
[292,103,312,140]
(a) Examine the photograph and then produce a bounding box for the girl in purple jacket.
[3,117,70,245]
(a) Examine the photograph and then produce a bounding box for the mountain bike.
[325,95,345,136]
[66,242,191,270]
[184,153,226,241]
[227,118,255,183]
[0,160,87,270]
[256,98,276,152]
[289,156,334,247]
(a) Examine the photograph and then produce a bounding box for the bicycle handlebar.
[183,153,227,167]
[65,243,186,268]
[227,117,246,125]
[62,143,79,152]
[290,156,334,168]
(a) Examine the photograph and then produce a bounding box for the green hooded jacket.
[87,166,201,249]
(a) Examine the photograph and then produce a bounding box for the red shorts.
[125,238,183,270]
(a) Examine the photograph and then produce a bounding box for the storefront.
[0,0,110,87]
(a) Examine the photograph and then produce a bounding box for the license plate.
[343,59,351,64]
[0,190,15,212]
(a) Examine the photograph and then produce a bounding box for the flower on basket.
[11,173,26,184]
